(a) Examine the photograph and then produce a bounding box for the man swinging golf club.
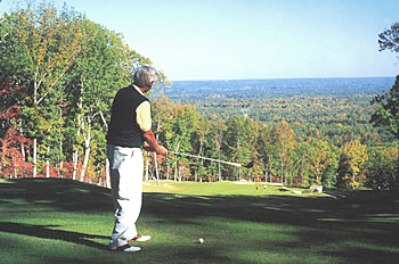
[106,66,167,252]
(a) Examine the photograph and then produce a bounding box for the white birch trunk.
[20,142,26,161]
[33,138,37,178]
[80,138,91,182]
[13,157,17,179]
[72,149,78,181]
[46,145,50,178]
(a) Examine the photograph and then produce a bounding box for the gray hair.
[133,66,158,88]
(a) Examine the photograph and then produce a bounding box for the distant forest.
[151,77,396,146]
[152,77,394,99]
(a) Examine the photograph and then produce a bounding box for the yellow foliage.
[341,139,368,178]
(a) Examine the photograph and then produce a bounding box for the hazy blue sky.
[1,0,399,80]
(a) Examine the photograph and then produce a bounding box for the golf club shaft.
[170,151,243,167]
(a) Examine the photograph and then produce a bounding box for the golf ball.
[198,238,204,244]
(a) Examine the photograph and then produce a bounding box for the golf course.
[0,178,398,264]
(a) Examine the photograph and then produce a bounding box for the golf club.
[170,151,254,168]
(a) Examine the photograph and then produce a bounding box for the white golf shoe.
[109,242,141,253]
[130,234,151,242]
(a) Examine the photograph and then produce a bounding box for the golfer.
[106,66,167,252]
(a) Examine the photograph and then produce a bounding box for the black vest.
[106,86,149,148]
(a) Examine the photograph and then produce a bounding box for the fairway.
[0,179,398,264]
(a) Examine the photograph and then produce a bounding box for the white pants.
[107,145,143,247]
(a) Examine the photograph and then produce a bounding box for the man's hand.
[155,145,168,156]
[142,130,168,156]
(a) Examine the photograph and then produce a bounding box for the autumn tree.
[1,2,91,177]
[309,139,339,187]
[271,120,296,184]
[1,1,156,183]
[338,139,368,189]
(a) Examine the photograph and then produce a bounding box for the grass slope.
[0,179,398,264]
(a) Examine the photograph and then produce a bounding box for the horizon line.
[169,75,396,82]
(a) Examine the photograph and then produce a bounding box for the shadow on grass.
[0,221,108,250]
[142,191,399,263]
[0,178,113,212]
[143,190,399,227]
[1,179,398,263]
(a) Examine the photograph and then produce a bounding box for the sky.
[1,0,399,81]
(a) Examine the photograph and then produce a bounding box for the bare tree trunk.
[20,143,26,161]
[33,138,37,178]
[281,143,285,184]
[46,145,50,178]
[80,116,92,182]
[174,162,178,181]
[72,149,78,180]
[80,139,90,182]
[178,166,182,182]
[13,156,17,179]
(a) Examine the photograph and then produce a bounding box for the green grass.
[0,179,398,264]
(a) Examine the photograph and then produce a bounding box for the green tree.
[65,19,146,182]
[208,119,227,181]
[378,22,399,53]
[366,147,398,189]
[223,115,257,181]
[371,22,399,186]
[371,76,399,144]
[292,141,313,187]
[256,123,272,182]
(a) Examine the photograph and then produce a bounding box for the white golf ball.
[198,238,204,244]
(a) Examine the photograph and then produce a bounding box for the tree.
[305,139,339,188]
[378,22,399,53]
[256,123,272,182]
[1,2,91,177]
[223,115,257,181]
[338,139,368,189]
[271,120,296,184]
[64,19,142,182]
[366,147,398,190]
[371,22,399,186]
[1,1,156,183]
[292,141,313,187]
[371,76,399,142]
